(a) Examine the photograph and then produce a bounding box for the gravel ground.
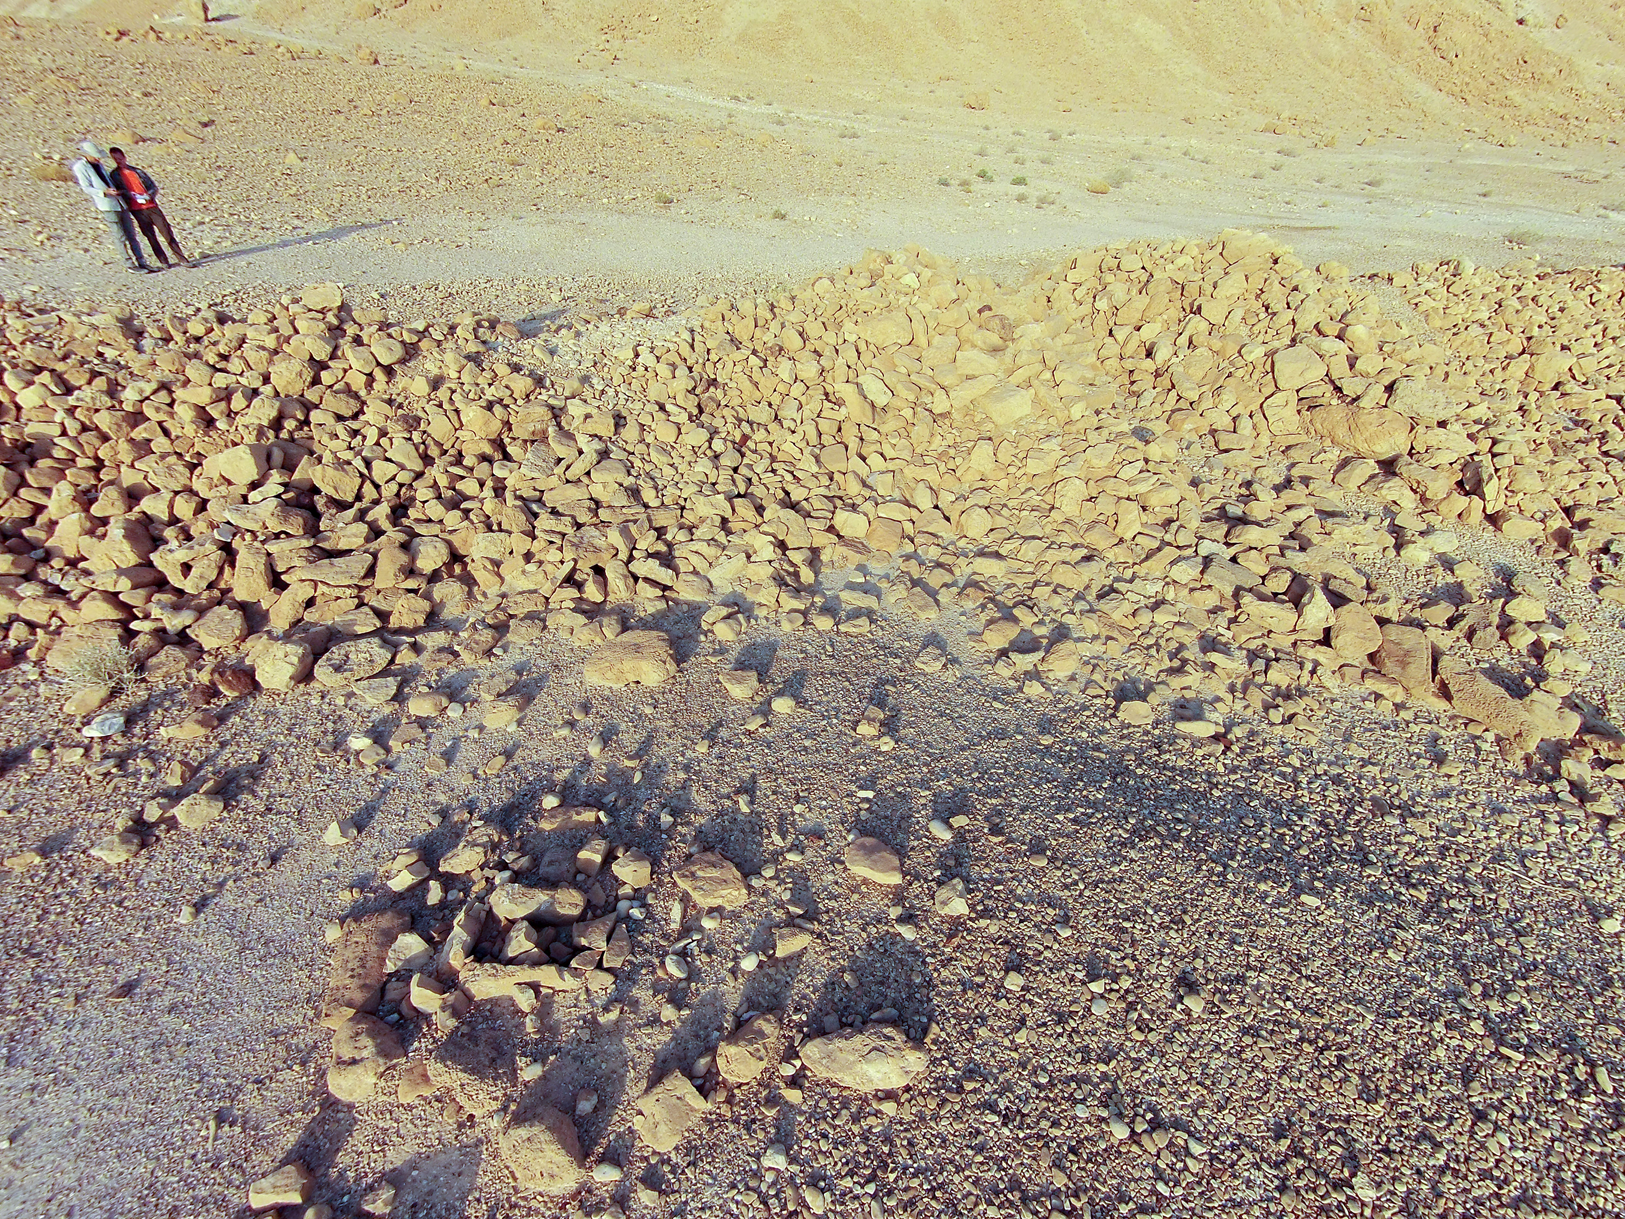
[1,590,1621,1218]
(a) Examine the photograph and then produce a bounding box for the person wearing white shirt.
[69,140,154,274]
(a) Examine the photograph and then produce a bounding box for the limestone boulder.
[800,1024,928,1092]
[672,851,748,909]
[322,910,411,1026]
[1272,345,1328,392]
[1375,624,1433,695]
[582,630,677,687]
[252,639,313,691]
[632,1071,708,1152]
[1328,602,1383,660]
[716,1013,780,1084]
[499,1108,584,1195]
[1307,404,1413,461]
[312,637,393,687]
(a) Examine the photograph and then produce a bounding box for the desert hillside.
[239,0,1625,132]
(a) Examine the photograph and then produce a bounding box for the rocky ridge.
[3,233,1623,807]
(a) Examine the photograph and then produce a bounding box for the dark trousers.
[131,206,189,266]
[100,210,148,268]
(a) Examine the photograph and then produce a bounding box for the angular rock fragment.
[672,851,748,909]
[632,1071,708,1152]
[844,837,902,885]
[716,1013,780,1084]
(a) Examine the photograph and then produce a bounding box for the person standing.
[69,141,153,274]
[108,146,194,270]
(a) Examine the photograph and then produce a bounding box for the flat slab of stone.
[672,851,748,909]
[800,1024,928,1092]
[488,883,586,925]
[248,1164,312,1211]
[633,1070,708,1152]
[460,962,585,1000]
[844,836,902,885]
[583,630,677,687]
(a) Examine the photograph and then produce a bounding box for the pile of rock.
[308,805,929,1201]
[2,237,1621,765]
[602,236,1620,757]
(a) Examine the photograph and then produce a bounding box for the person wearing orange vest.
[70,140,153,273]
[108,147,195,270]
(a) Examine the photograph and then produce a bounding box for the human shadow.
[513,1010,629,1160]
[196,221,395,266]
[283,1101,357,1216]
[382,1143,483,1219]
[808,935,935,1042]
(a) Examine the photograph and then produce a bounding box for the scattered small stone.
[81,711,126,739]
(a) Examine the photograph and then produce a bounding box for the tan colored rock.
[1439,660,1538,743]
[301,282,344,311]
[800,1024,928,1092]
[327,1014,405,1103]
[719,668,759,701]
[500,1108,584,1195]
[672,851,748,909]
[459,962,585,999]
[248,1164,312,1211]
[978,381,1033,428]
[1329,602,1382,659]
[1271,345,1328,391]
[1375,624,1433,694]
[716,1013,780,1084]
[633,1071,708,1152]
[269,354,315,397]
[934,877,971,917]
[844,837,902,885]
[774,926,814,958]
[1307,404,1413,461]
[323,909,411,1025]
[172,792,225,829]
[535,804,602,832]
[312,637,393,687]
[397,1060,435,1103]
[370,335,406,365]
[252,639,313,691]
[311,462,363,501]
[583,630,677,687]
[89,832,142,865]
[611,848,652,888]
[488,883,586,924]
[191,604,247,651]
[201,444,269,486]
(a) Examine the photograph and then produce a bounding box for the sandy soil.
[0,3,1623,1219]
